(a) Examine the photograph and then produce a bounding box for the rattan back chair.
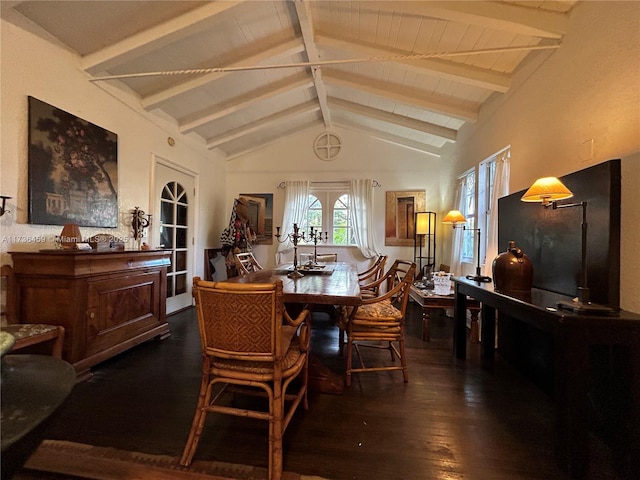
[357,255,388,295]
[180,277,310,480]
[339,259,416,386]
[1,264,65,358]
[234,252,264,275]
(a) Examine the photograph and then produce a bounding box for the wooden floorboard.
[19,303,625,480]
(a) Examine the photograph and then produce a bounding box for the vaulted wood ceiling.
[3,1,577,160]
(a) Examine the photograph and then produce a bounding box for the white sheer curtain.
[275,180,310,264]
[349,179,379,258]
[449,178,466,275]
[483,151,511,277]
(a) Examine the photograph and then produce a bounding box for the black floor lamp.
[442,210,492,283]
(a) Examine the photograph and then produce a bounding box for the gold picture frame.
[385,190,426,246]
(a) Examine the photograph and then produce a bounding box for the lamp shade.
[415,212,431,235]
[521,177,573,204]
[442,210,467,225]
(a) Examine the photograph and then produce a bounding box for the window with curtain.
[451,148,510,275]
[285,179,378,258]
[460,169,476,264]
[303,187,352,245]
[480,147,511,275]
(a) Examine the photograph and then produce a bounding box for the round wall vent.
[314,132,342,161]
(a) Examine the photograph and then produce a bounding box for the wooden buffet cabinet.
[10,250,171,380]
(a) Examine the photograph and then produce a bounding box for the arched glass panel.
[332,194,352,245]
[161,181,189,297]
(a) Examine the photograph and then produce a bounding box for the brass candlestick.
[308,226,328,264]
[275,223,306,278]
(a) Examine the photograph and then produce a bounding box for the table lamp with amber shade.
[442,210,491,283]
[521,176,614,315]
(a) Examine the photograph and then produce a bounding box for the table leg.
[453,289,467,359]
[554,325,589,477]
[480,304,496,359]
[470,309,479,344]
[422,308,431,342]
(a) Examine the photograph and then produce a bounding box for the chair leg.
[271,381,284,480]
[52,326,65,359]
[180,373,211,466]
[399,337,408,383]
[345,334,353,387]
[387,341,396,362]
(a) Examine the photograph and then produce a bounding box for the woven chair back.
[384,260,416,309]
[193,278,284,361]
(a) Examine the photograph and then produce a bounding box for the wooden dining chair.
[234,251,263,275]
[181,277,310,480]
[338,260,416,386]
[0,264,65,358]
[357,254,388,296]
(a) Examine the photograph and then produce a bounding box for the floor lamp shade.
[414,211,436,279]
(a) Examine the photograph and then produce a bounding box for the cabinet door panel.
[86,271,162,356]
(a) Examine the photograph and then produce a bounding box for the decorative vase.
[59,223,82,250]
[492,241,533,297]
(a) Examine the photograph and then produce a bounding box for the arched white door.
[153,158,197,314]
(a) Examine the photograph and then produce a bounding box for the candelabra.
[275,223,306,278]
[307,226,328,265]
[131,207,151,249]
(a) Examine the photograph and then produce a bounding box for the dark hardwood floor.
[16,303,626,480]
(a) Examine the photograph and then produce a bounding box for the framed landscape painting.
[239,193,274,245]
[385,190,426,246]
[28,96,118,227]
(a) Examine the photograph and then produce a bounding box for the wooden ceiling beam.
[142,38,305,110]
[294,0,332,128]
[180,76,313,134]
[82,2,242,74]
[377,1,568,39]
[323,68,478,123]
[206,101,320,149]
[317,34,510,93]
[335,119,442,157]
[329,97,457,142]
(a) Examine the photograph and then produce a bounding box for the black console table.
[453,276,640,478]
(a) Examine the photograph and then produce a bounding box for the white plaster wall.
[226,127,446,271]
[0,18,226,277]
[446,1,640,312]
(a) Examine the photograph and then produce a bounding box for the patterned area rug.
[22,439,329,480]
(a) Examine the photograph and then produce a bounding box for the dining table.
[225,262,362,393]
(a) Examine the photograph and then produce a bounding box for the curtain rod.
[277,180,381,189]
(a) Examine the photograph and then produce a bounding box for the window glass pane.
[333,194,351,245]
[176,227,187,248]
[160,226,174,249]
[176,204,187,226]
[166,276,174,298]
[175,251,187,271]
[161,200,174,225]
[175,273,187,295]
[161,183,173,200]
